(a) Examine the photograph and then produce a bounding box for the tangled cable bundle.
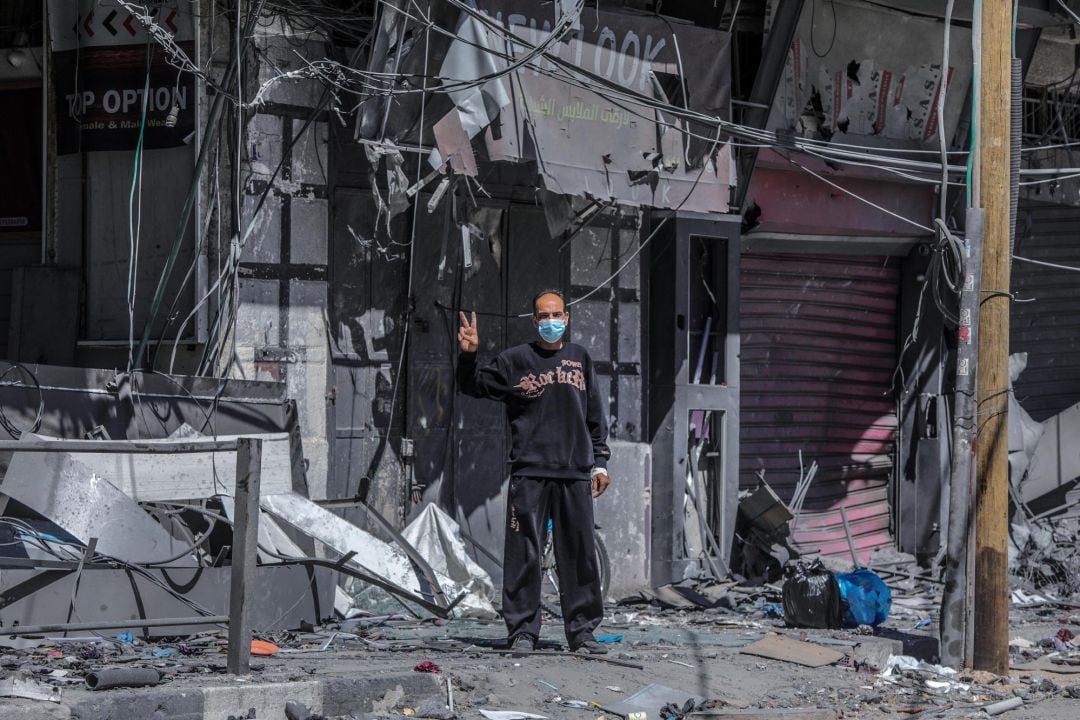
[0,361,44,440]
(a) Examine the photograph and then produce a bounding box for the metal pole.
[2,616,229,636]
[940,208,984,669]
[0,438,241,453]
[973,0,1012,676]
[40,0,49,265]
[734,0,805,210]
[838,506,860,569]
[227,437,262,674]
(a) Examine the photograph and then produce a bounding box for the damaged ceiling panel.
[768,1,973,149]
[1,448,195,566]
[14,431,306,502]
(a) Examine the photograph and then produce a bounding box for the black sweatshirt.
[458,342,610,480]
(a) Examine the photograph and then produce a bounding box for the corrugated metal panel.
[0,236,40,359]
[1012,204,1080,422]
[740,253,900,562]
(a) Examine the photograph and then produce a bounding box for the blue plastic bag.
[835,569,892,627]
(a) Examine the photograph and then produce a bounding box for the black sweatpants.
[502,475,603,646]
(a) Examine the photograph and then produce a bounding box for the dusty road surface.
[3,607,1079,718]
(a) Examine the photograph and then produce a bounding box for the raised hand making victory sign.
[458,311,479,353]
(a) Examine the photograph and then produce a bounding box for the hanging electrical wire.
[127,52,153,374]
[117,0,1080,387]
[0,362,44,440]
[938,0,956,223]
[115,0,241,101]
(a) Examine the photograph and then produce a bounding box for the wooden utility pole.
[973,0,1012,675]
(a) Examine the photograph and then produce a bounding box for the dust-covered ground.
[241,604,1080,720]
[4,603,1079,718]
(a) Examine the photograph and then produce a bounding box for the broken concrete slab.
[54,670,443,720]
[738,635,845,667]
[851,636,905,671]
[0,672,63,703]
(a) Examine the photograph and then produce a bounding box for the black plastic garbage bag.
[781,559,843,629]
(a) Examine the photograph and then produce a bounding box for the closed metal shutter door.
[0,237,40,359]
[741,253,900,561]
[1012,204,1080,422]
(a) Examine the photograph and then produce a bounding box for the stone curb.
[7,670,444,720]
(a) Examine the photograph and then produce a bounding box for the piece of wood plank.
[739,635,845,668]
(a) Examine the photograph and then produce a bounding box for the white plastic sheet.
[403,504,498,619]
[479,712,547,720]
[880,654,958,678]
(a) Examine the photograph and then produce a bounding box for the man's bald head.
[532,289,565,316]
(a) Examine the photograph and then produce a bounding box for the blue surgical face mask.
[537,318,566,343]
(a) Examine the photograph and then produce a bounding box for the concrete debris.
[413,695,456,720]
[1008,516,1080,604]
[0,672,63,702]
[285,699,320,720]
[0,603,1069,717]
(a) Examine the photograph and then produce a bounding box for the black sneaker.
[508,634,535,658]
[570,638,608,655]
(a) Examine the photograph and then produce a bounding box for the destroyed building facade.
[2,0,1080,619]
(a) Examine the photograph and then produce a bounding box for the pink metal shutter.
[740,253,900,562]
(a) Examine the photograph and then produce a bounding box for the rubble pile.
[1010,517,1080,606]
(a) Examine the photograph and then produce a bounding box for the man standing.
[457,289,611,656]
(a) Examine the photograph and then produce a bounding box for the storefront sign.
[49,1,196,154]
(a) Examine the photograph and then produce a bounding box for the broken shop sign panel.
[468,2,733,212]
[770,1,973,147]
[375,2,735,212]
[515,71,735,214]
